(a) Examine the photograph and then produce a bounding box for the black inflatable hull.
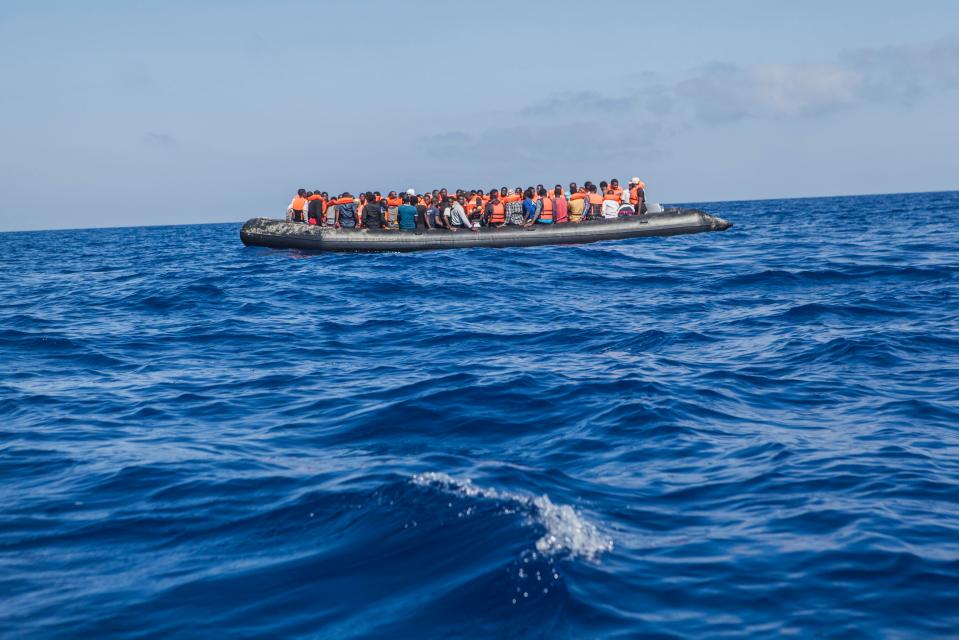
[239,208,732,253]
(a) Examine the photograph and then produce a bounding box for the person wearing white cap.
[628,177,647,215]
[406,188,416,197]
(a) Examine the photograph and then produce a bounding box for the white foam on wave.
[411,472,613,560]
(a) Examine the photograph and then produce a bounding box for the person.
[449,195,478,231]
[587,185,603,219]
[526,188,554,226]
[322,192,336,226]
[396,195,418,230]
[307,191,324,225]
[484,190,506,227]
[629,177,647,215]
[425,197,443,229]
[602,181,622,219]
[415,195,430,230]
[288,188,307,223]
[357,192,367,218]
[386,191,403,227]
[553,185,568,224]
[333,192,358,228]
[569,188,586,223]
[435,197,454,230]
[504,188,524,225]
[522,188,538,224]
[361,191,385,229]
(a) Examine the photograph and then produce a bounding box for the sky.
[1,0,958,231]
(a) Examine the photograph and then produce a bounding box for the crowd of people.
[285,178,648,231]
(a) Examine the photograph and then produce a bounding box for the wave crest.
[412,472,613,560]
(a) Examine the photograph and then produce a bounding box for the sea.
[1,191,958,639]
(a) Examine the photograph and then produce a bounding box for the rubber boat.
[239,206,732,253]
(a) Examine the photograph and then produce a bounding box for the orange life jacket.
[604,190,622,204]
[291,196,307,210]
[332,196,354,205]
[489,202,505,224]
[540,196,553,222]
[307,194,322,201]
[570,192,586,201]
[386,197,402,207]
[504,194,522,203]
[588,193,603,206]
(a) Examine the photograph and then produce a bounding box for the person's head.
[388,190,397,198]
[610,178,619,189]
[374,191,381,198]
[569,182,577,193]
[588,184,598,193]
[538,188,548,198]
[314,188,322,195]
[407,188,416,197]
[490,190,499,201]
[423,194,432,203]
[457,194,466,204]
[554,185,563,197]
[524,187,535,199]
[500,187,508,197]
[599,181,608,192]
[305,191,313,197]
[322,191,329,199]
[365,191,374,202]
[514,187,522,195]
[536,184,544,192]
[630,176,641,187]
[297,188,307,197]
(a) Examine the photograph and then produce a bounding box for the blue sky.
[1,0,958,231]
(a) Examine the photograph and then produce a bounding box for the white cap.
[631,177,641,184]
[406,188,416,196]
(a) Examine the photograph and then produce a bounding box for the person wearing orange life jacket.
[385,191,402,228]
[287,188,307,223]
[331,192,358,228]
[503,187,525,225]
[586,184,604,219]
[602,178,624,219]
[628,177,648,215]
[526,187,554,226]
[568,188,587,223]
[484,190,506,227]
[307,191,324,225]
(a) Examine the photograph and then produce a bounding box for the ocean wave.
[412,472,613,560]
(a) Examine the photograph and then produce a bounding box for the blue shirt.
[397,204,418,230]
[523,198,537,218]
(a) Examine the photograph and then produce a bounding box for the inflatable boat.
[239,207,732,253]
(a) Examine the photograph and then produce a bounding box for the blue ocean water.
[1,191,958,638]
